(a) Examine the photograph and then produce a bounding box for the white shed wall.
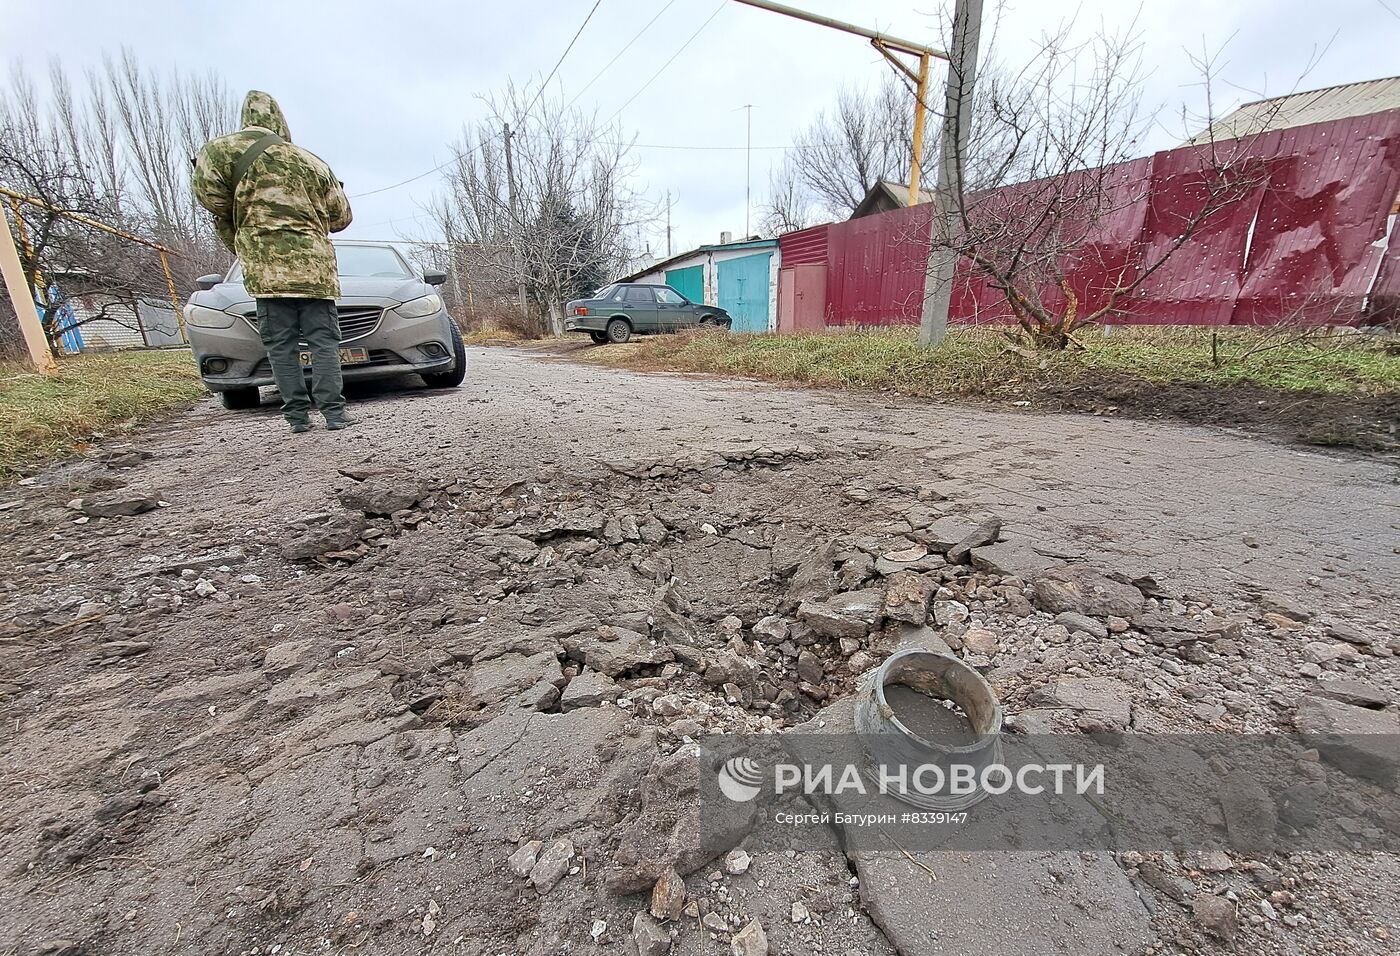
[627,244,781,330]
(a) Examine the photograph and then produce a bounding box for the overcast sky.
[5,0,1400,258]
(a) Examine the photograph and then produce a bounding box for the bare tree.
[758,166,819,237]
[0,118,164,348]
[934,25,1271,349]
[96,49,235,265]
[424,84,650,336]
[0,50,236,353]
[766,76,935,221]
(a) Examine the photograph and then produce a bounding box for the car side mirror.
[194,274,222,292]
[423,269,447,286]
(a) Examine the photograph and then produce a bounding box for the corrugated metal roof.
[1186,76,1400,144]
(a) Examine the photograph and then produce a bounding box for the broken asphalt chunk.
[280,513,366,561]
[1031,566,1145,619]
[69,489,164,518]
[337,475,428,515]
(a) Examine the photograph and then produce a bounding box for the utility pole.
[665,191,673,256]
[741,104,753,236]
[918,0,982,346]
[731,0,946,206]
[502,122,528,323]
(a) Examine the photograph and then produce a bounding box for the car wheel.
[421,321,468,388]
[589,331,609,344]
[220,387,261,410]
[606,318,632,344]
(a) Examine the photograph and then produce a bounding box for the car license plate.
[300,347,368,367]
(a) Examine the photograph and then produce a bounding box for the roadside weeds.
[0,350,205,480]
[573,327,1400,452]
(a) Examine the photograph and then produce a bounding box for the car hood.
[190,275,432,314]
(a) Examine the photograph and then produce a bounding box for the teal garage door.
[665,264,704,304]
[717,252,771,333]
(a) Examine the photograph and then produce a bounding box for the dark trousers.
[254,297,346,422]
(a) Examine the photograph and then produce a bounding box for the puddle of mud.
[884,684,978,745]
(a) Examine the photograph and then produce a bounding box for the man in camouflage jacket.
[193,91,355,432]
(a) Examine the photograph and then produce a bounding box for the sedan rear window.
[623,286,654,303]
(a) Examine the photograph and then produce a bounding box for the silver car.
[184,240,466,410]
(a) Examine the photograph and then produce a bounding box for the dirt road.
[3,346,1397,955]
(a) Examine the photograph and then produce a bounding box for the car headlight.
[395,294,443,319]
[184,304,235,329]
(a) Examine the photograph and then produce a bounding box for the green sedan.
[564,283,732,343]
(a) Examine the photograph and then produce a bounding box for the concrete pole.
[918,0,983,347]
[0,200,57,373]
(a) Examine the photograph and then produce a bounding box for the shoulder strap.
[231,132,284,192]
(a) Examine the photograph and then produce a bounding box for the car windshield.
[335,245,412,277]
[227,244,411,282]
[594,284,619,300]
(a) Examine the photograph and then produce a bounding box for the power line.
[350,0,604,199]
[566,0,680,109]
[348,140,491,199]
[623,139,796,151]
[523,0,605,121]
[604,1,728,125]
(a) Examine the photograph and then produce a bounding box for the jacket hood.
[241,90,291,141]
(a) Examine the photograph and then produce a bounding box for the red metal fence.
[777,110,1400,328]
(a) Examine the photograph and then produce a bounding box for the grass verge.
[581,326,1400,398]
[579,326,1399,451]
[0,349,205,480]
[459,328,526,346]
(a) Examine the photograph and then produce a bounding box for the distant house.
[850,180,935,220]
[619,235,779,333]
[56,295,184,352]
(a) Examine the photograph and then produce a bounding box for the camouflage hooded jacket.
[193,91,352,300]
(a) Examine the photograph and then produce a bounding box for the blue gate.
[717,252,771,333]
[665,264,704,304]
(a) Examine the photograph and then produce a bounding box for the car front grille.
[335,307,383,340]
[241,306,384,344]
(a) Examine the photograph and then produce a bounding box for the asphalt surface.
[444,348,1396,613]
[3,344,1396,955]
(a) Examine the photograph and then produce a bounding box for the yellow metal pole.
[158,250,187,341]
[8,198,47,293]
[0,200,57,374]
[908,53,931,206]
[0,186,179,257]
